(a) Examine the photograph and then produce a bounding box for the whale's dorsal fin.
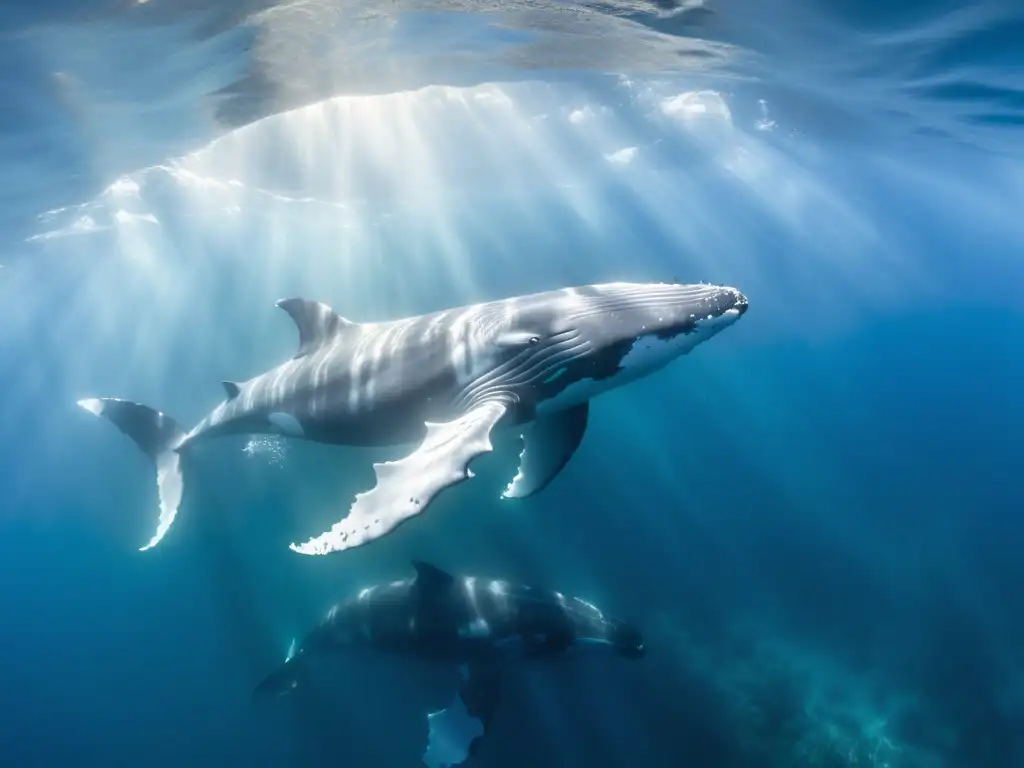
[413,560,455,592]
[276,298,358,359]
[222,381,242,400]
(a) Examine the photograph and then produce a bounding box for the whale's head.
[499,282,747,414]
[607,618,647,659]
[560,596,647,659]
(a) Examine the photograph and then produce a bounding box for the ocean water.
[1,1,1023,766]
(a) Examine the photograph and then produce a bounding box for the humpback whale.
[78,281,747,555]
[254,561,646,767]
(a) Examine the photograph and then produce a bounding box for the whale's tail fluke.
[77,397,187,552]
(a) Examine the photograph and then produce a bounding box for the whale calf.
[78,281,747,555]
[254,561,646,767]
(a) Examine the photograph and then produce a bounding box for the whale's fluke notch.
[289,400,510,556]
[413,561,455,593]
[222,381,241,400]
[75,397,187,551]
[502,402,589,499]
[275,297,358,359]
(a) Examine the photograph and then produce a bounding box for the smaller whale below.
[77,280,748,555]
[254,561,647,767]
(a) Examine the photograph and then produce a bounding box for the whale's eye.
[496,331,543,349]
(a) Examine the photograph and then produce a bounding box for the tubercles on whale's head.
[576,281,747,369]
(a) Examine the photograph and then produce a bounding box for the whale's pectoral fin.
[501,402,589,499]
[423,661,503,768]
[289,401,509,556]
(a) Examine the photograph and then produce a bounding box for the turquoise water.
[1,2,1023,766]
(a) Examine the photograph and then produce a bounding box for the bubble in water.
[242,436,287,466]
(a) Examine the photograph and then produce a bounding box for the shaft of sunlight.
[4,74,988,535]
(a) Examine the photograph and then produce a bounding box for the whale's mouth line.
[711,307,743,324]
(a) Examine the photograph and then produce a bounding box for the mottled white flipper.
[290,401,509,556]
[502,402,589,499]
[423,662,501,768]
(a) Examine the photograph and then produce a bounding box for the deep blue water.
[2,1,1024,767]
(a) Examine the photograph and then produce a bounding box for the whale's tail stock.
[77,397,187,551]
